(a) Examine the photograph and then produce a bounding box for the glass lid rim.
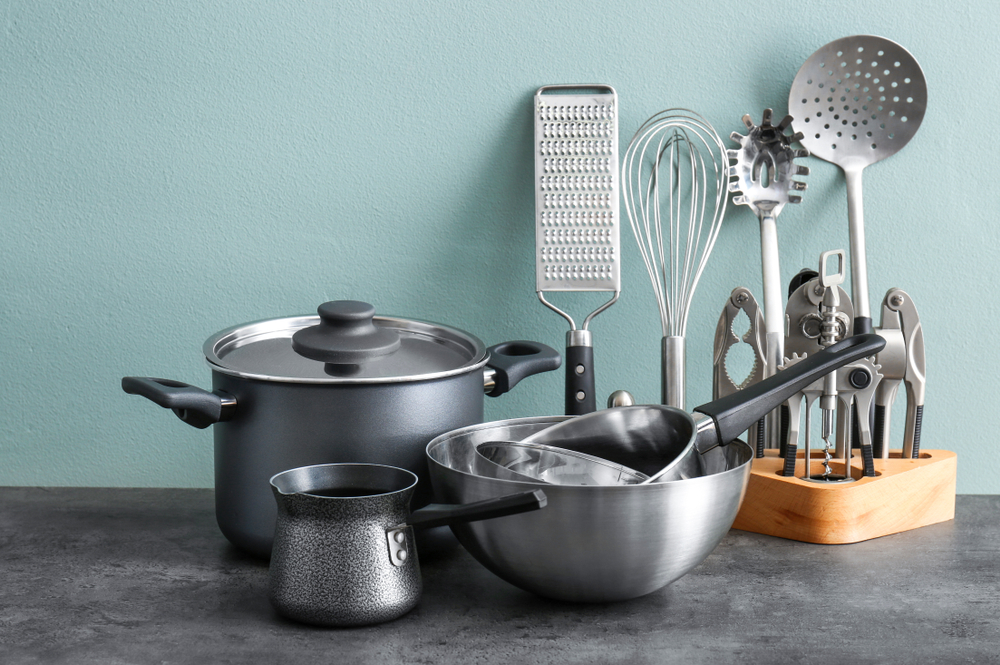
[202,313,488,384]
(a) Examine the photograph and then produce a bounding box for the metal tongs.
[712,287,766,455]
[873,289,926,458]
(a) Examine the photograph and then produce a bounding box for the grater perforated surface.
[534,86,620,293]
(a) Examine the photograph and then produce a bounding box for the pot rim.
[203,314,490,385]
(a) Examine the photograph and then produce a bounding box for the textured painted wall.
[1,0,995,491]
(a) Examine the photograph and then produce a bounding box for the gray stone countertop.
[1,488,998,664]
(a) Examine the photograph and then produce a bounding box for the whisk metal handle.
[661,336,685,410]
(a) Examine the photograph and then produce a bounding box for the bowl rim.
[426,415,753,489]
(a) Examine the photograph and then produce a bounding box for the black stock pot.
[122,300,560,558]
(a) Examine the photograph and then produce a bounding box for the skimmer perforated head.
[789,35,927,170]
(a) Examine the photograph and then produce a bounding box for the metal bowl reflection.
[426,416,752,602]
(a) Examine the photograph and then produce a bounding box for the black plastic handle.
[782,443,798,477]
[121,377,235,429]
[485,341,561,397]
[910,404,923,458]
[753,418,766,458]
[873,404,887,458]
[291,300,401,364]
[405,490,547,530]
[861,435,876,477]
[694,333,886,448]
[564,345,596,415]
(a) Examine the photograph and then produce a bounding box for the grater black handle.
[565,344,596,415]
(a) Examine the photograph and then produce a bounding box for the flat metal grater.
[534,84,620,415]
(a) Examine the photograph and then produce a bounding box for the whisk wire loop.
[622,109,728,340]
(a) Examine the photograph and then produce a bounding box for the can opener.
[780,353,882,479]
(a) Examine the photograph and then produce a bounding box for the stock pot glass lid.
[203,301,487,384]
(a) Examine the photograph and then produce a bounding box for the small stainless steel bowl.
[474,440,649,486]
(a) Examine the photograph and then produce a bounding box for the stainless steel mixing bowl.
[426,416,752,603]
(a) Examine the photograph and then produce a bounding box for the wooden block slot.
[732,449,957,544]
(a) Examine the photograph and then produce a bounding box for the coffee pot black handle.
[405,490,547,530]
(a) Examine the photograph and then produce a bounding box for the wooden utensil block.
[732,449,956,544]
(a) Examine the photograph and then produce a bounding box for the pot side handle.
[121,377,236,429]
[484,341,561,397]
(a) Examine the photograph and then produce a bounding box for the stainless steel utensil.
[783,257,856,460]
[475,440,649,486]
[535,85,620,415]
[525,334,886,483]
[873,288,925,458]
[832,357,882,478]
[780,250,855,479]
[621,109,728,408]
[789,35,927,334]
[779,353,882,482]
[521,405,704,482]
[728,109,809,450]
[779,352,827,480]
[712,287,766,456]
[268,463,545,626]
[471,442,543,483]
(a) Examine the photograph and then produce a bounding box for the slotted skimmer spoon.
[788,35,927,333]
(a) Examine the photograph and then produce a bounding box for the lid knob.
[291,301,401,364]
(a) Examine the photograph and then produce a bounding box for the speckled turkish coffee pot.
[268,463,545,627]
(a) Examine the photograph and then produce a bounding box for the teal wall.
[2,1,996,491]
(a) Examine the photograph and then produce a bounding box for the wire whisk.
[622,109,728,408]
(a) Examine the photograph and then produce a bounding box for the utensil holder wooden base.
[732,449,956,544]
